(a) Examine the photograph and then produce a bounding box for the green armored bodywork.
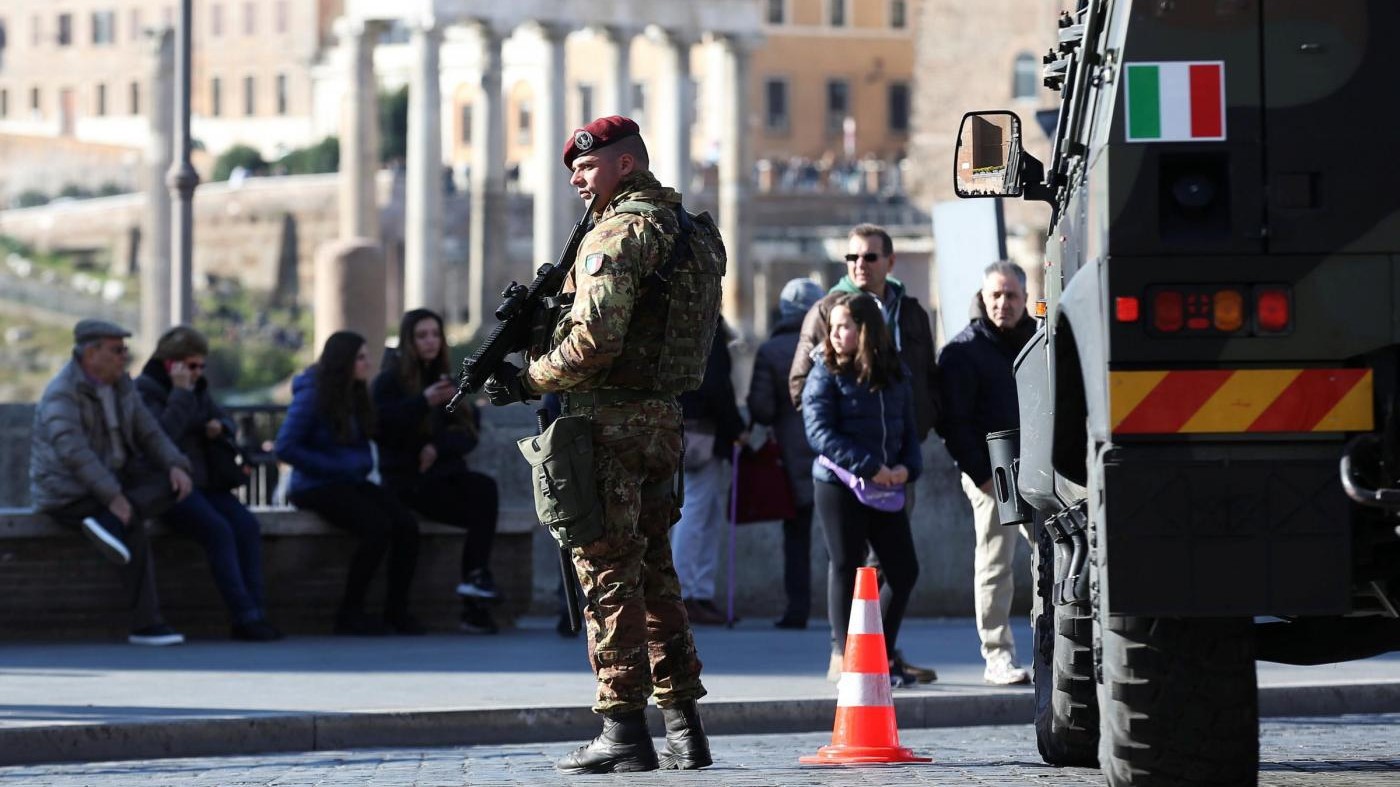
[955,1,1400,783]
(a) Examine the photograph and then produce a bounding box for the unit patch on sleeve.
[584,253,608,276]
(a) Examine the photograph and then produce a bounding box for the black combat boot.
[658,700,712,770]
[554,710,659,774]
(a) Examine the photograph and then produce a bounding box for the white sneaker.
[984,653,1030,685]
[128,625,185,646]
[81,516,131,565]
[827,652,843,682]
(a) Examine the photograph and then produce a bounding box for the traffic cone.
[800,566,932,765]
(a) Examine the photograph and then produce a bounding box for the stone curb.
[3,682,1398,766]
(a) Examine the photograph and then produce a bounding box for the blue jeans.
[164,488,266,624]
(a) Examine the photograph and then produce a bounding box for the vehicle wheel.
[1032,519,1099,766]
[1096,615,1258,786]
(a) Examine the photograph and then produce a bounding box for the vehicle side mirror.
[954,111,1026,198]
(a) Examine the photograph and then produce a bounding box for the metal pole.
[166,0,199,326]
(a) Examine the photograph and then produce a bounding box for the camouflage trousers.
[570,398,706,715]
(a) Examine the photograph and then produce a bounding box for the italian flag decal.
[1124,61,1226,142]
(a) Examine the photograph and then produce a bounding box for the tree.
[379,86,408,165]
[279,136,339,175]
[212,144,268,182]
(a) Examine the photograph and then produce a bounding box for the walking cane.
[726,442,741,628]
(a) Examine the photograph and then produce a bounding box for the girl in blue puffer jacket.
[802,293,923,687]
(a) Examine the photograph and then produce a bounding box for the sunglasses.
[844,253,882,263]
[185,362,205,370]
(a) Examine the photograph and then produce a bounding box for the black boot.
[658,700,712,770]
[554,710,659,774]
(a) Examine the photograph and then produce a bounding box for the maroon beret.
[562,115,641,169]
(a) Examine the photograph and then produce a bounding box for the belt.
[562,388,671,412]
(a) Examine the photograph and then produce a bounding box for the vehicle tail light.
[1115,296,1140,323]
[1255,287,1292,333]
[1213,289,1244,332]
[1153,290,1183,332]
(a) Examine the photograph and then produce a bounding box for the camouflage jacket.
[525,171,681,394]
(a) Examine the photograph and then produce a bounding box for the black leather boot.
[658,700,712,770]
[554,710,659,774]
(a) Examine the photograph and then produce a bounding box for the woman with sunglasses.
[136,326,281,641]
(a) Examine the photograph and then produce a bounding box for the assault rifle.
[446,196,599,412]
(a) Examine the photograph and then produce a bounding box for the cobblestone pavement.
[2,714,1396,786]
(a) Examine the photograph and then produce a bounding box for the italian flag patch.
[1124,61,1226,142]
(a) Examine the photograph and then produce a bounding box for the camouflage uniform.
[525,170,706,715]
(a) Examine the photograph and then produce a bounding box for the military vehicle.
[953,1,1400,783]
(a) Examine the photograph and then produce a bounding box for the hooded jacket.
[801,355,923,486]
[936,293,1038,487]
[30,357,191,511]
[788,275,941,441]
[274,369,375,497]
[135,358,236,490]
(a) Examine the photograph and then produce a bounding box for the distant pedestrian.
[747,278,825,629]
[30,319,193,646]
[276,331,422,637]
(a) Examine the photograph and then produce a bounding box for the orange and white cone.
[800,566,931,765]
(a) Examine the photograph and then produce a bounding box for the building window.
[764,78,789,132]
[94,83,106,116]
[516,99,532,145]
[275,1,288,34]
[888,82,910,132]
[129,81,140,114]
[243,75,255,116]
[577,83,594,127]
[275,73,287,115]
[890,0,908,29]
[765,0,785,25]
[57,13,73,46]
[828,0,847,28]
[210,76,222,116]
[631,82,646,127]
[243,2,256,36]
[0,89,8,118]
[460,103,472,144]
[30,86,40,113]
[826,79,850,134]
[1013,52,1038,100]
[211,4,223,37]
[92,10,116,45]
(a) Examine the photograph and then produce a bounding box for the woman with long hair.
[372,309,502,634]
[136,325,280,641]
[275,331,422,635]
[802,293,923,687]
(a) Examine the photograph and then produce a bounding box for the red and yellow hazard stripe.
[1111,369,1373,435]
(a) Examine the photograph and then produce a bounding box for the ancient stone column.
[337,18,380,241]
[532,23,571,271]
[466,22,506,339]
[717,34,755,337]
[601,26,634,117]
[314,239,387,358]
[140,26,174,348]
[404,19,444,312]
[650,29,693,195]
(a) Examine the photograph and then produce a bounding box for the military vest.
[601,199,726,394]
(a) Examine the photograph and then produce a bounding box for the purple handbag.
[818,456,906,512]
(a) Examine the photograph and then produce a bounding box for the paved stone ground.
[2,714,1396,786]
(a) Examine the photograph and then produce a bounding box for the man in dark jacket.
[671,319,746,626]
[747,278,825,629]
[937,260,1037,686]
[788,224,940,441]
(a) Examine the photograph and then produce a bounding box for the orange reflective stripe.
[1111,369,1373,435]
[1179,369,1298,433]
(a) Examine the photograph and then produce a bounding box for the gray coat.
[29,358,191,512]
[747,316,816,508]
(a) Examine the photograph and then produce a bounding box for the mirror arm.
[1019,152,1055,204]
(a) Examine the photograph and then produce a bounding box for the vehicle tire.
[1032,519,1100,767]
[1096,615,1258,786]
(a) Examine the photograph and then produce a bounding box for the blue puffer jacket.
[801,356,923,484]
[274,369,374,498]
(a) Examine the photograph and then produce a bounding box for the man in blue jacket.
[937,261,1037,685]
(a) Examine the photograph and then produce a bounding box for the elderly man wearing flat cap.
[30,319,194,646]
[484,116,727,774]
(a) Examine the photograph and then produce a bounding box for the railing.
[225,405,289,509]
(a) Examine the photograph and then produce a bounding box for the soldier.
[484,115,725,774]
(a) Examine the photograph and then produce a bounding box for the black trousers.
[291,481,419,616]
[814,480,919,658]
[781,503,814,621]
[397,470,498,579]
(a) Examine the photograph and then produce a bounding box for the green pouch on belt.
[516,415,605,548]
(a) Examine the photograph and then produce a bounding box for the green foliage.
[14,190,49,208]
[379,86,408,164]
[278,136,339,175]
[212,144,269,182]
[57,184,93,199]
[196,278,309,398]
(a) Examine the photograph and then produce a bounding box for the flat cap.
[73,318,131,343]
[562,115,640,169]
